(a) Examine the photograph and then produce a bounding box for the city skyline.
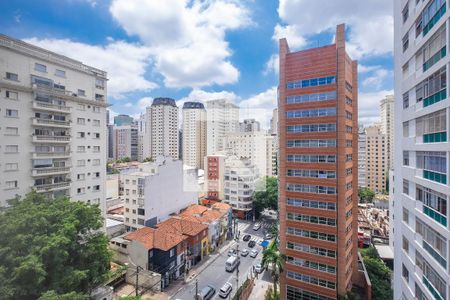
[1,0,393,127]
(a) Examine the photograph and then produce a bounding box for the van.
[225,255,240,272]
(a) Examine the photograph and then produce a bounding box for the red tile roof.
[124,226,187,251]
[178,204,226,224]
[156,217,208,237]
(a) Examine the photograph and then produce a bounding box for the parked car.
[248,240,256,248]
[243,234,251,241]
[241,249,249,257]
[228,248,237,256]
[219,282,233,298]
[225,256,240,272]
[265,233,273,240]
[253,223,261,231]
[197,285,216,300]
[250,249,259,258]
[254,263,263,273]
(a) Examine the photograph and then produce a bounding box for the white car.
[219,282,233,298]
[253,223,261,231]
[241,249,249,257]
[250,249,259,258]
[254,263,263,273]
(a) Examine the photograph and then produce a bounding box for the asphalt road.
[171,220,273,300]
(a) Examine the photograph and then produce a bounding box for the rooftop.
[152,97,177,107]
[156,217,208,237]
[183,101,205,109]
[124,226,187,251]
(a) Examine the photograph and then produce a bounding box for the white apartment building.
[206,99,239,155]
[239,118,260,132]
[112,124,138,161]
[221,131,276,177]
[182,102,206,169]
[380,95,395,170]
[0,34,107,213]
[223,156,258,219]
[358,126,367,188]
[122,158,198,231]
[394,1,450,299]
[144,97,179,160]
[270,108,278,136]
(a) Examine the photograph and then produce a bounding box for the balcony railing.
[32,151,70,158]
[32,118,70,127]
[32,135,70,143]
[34,181,70,192]
[32,167,70,176]
[33,100,70,112]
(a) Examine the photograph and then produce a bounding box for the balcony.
[32,151,70,158]
[423,89,446,108]
[423,132,447,143]
[423,206,447,227]
[32,166,70,177]
[423,170,447,184]
[33,100,70,113]
[35,181,70,192]
[32,118,70,128]
[32,135,70,143]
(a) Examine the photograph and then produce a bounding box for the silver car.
[250,249,259,258]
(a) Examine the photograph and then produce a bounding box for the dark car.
[248,240,256,248]
[243,234,251,241]
[197,285,216,300]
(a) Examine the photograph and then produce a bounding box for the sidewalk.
[247,270,272,300]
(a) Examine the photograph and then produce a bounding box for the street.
[170,219,274,300]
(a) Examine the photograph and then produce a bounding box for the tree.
[253,177,278,217]
[142,157,153,163]
[358,187,375,203]
[0,192,111,300]
[261,241,285,297]
[360,247,393,299]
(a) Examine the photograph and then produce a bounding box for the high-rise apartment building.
[394,1,450,299]
[144,97,179,159]
[206,99,239,155]
[221,131,276,177]
[380,95,395,170]
[182,102,207,169]
[365,125,387,193]
[278,24,358,299]
[270,108,278,136]
[358,126,367,188]
[240,118,261,132]
[114,114,133,126]
[0,34,108,213]
[112,124,138,161]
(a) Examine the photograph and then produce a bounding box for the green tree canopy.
[0,192,111,300]
[358,187,375,203]
[360,247,393,299]
[261,241,285,297]
[253,177,278,217]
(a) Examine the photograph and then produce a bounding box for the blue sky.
[1,0,393,127]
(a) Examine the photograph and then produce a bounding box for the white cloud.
[124,102,133,108]
[263,54,279,75]
[275,0,393,59]
[110,0,251,88]
[272,24,307,49]
[362,68,391,89]
[24,38,157,98]
[358,64,382,74]
[137,97,154,110]
[239,86,277,129]
[359,90,393,125]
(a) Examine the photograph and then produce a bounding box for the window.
[403,92,409,109]
[416,218,447,267]
[93,119,100,126]
[77,188,85,194]
[95,79,105,89]
[402,236,409,253]
[403,121,409,137]
[6,91,18,100]
[34,63,47,72]
[415,109,446,140]
[345,81,352,92]
[94,133,100,139]
[345,96,352,106]
[287,183,336,194]
[286,76,336,89]
[169,248,175,257]
[346,140,352,147]
[286,91,336,104]
[286,256,336,274]
[403,208,409,224]
[346,125,352,133]
[403,179,409,195]
[345,111,352,120]
[95,94,104,101]
[287,198,336,210]
[93,146,100,152]
[5,127,18,136]
[93,106,100,113]
[416,251,446,298]
[402,2,409,23]
[77,146,86,152]
[416,151,446,174]
[93,185,100,191]
[6,109,18,117]
[53,83,65,90]
[77,174,85,180]
[287,271,336,290]
[287,169,336,179]
[420,0,446,36]
[77,132,85,138]
[77,118,86,125]
[5,145,18,153]
[402,264,409,282]
[77,160,86,167]
[346,154,353,161]
[287,154,336,163]
[287,107,336,118]
[415,66,446,105]
[287,139,336,148]
[416,184,447,223]
[6,72,18,81]
[77,89,86,96]
[55,69,66,77]
[5,163,18,171]
[402,32,409,52]
[420,25,446,72]
[5,180,18,189]
[78,104,86,111]
[286,123,336,133]
[403,151,409,166]
[287,241,336,258]
[92,159,100,166]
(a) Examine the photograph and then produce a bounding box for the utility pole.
[195,279,199,300]
[135,265,140,296]
[235,244,240,299]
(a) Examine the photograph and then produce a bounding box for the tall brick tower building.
[278,24,358,299]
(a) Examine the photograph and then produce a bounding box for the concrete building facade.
[182,102,207,169]
[278,24,358,299]
[358,126,367,188]
[380,95,395,170]
[206,99,239,155]
[365,125,387,193]
[112,124,138,161]
[239,118,261,132]
[394,0,450,299]
[0,34,108,214]
[144,98,179,160]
